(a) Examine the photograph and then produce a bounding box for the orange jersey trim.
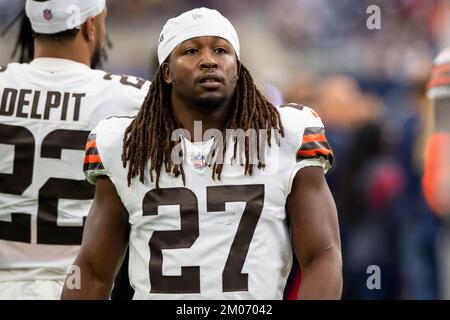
[427,77,450,90]
[84,154,102,164]
[85,139,97,150]
[302,133,327,144]
[297,148,333,157]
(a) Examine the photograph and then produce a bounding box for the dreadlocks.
[122,62,285,188]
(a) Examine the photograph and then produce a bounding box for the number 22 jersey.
[85,104,333,299]
[0,58,149,281]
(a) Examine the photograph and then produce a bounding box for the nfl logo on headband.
[26,0,106,34]
[43,9,53,21]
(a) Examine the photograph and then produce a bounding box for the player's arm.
[423,49,450,216]
[422,108,450,216]
[286,167,342,300]
[283,105,342,299]
[61,176,129,299]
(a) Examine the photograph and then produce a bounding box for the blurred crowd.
[287,74,441,299]
[1,0,450,299]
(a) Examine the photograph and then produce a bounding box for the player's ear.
[162,61,172,85]
[82,16,96,42]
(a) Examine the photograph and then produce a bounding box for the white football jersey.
[0,58,150,281]
[427,48,450,100]
[85,104,333,300]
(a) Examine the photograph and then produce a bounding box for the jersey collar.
[30,58,91,72]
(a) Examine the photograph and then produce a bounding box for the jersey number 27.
[143,185,264,293]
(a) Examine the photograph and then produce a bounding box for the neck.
[34,39,91,66]
[171,93,233,142]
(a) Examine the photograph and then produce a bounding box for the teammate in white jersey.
[62,7,342,300]
[0,0,149,299]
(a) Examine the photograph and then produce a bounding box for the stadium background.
[1,0,449,299]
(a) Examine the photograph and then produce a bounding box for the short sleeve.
[296,126,333,168]
[282,104,334,195]
[427,48,450,99]
[83,131,109,184]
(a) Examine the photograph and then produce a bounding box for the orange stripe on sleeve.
[85,139,97,150]
[431,63,450,74]
[302,133,327,144]
[427,77,450,90]
[297,148,333,157]
[84,154,102,164]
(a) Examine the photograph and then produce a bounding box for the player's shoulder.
[85,116,134,183]
[94,116,134,135]
[428,48,450,94]
[0,62,29,78]
[97,72,150,111]
[96,71,150,94]
[433,48,450,65]
[276,103,324,132]
[92,116,134,148]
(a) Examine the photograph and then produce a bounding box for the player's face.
[163,36,239,110]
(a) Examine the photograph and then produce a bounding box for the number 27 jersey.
[85,104,333,299]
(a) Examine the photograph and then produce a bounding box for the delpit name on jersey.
[0,59,150,283]
[1,87,85,122]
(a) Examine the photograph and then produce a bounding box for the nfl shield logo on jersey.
[43,9,53,21]
[193,154,206,169]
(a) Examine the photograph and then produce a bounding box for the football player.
[423,48,450,217]
[0,0,149,299]
[423,48,450,299]
[62,7,342,300]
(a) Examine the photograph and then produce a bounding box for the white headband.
[157,7,240,65]
[25,0,106,34]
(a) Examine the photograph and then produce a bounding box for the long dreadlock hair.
[122,61,285,188]
[1,2,112,68]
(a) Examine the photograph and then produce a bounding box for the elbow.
[321,246,343,298]
[300,244,343,299]
[61,260,113,300]
[326,245,343,295]
[309,243,343,272]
